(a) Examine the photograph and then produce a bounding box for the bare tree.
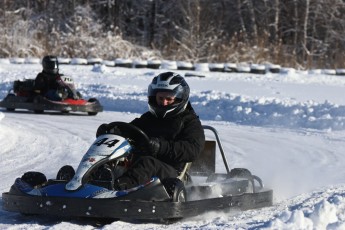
[246,0,258,43]
[235,0,247,40]
[272,0,280,43]
[301,0,310,64]
[0,0,344,68]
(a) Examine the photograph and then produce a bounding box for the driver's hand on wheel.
[148,137,160,157]
[131,137,160,157]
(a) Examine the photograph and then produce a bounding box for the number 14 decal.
[94,138,119,148]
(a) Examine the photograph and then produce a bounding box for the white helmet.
[148,72,190,118]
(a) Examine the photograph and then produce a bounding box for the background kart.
[0,77,103,115]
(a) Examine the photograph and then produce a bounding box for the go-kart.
[2,122,273,221]
[0,76,103,115]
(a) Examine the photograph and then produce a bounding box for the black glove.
[148,137,160,158]
[131,137,160,158]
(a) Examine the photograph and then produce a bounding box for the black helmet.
[148,72,190,118]
[42,55,59,74]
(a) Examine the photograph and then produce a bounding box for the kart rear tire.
[87,98,99,115]
[173,184,187,202]
[162,178,187,202]
[6,108,15,111]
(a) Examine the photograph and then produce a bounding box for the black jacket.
[130,103,205,170]
[34,72,61,94]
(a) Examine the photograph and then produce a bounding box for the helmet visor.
[155,91,178,106]
[46,61,58,70]
[148,87,185,101]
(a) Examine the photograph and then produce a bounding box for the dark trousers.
[116,156,178,190]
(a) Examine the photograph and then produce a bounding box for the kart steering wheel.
[106,121,150,153]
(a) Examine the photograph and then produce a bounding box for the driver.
[97,72,205,190]
[34,55,74,101]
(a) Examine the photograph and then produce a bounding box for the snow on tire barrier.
[322,69,337,75]
[147,60,161,69]
[209,63,224,72]
[250,64,266,74]
[115,58,132,68]
[71,58,88,65]
[194,63,209,72]
[57,57,71,64]
[24,58,40,64]
[102,60,115,67]
[336,69,345,76]
[0,59,11,64]
[224,63,237,72]
[265,64,281,73]
[177,61,194,70]
[87,58,103,65]
[236,63,251,73]
[10,58,25,64]
[161,60,178,70]
[133,59,148,68]
[0,57,342,76]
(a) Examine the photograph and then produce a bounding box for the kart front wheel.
[5,94,15,111]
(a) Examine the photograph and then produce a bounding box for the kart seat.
[177,140,216,182]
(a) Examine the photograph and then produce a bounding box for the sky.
[1,60,345,229]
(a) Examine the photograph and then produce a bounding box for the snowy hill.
[1,62,345,229]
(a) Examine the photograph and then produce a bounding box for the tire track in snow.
[205,122,345,201]
[0,111,136,193]
[0,112,94,192]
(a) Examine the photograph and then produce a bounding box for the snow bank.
[74,84,345,131]
[264,186,345,229]
[192,93,345,131]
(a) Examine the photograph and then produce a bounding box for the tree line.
[1,0,344,69]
